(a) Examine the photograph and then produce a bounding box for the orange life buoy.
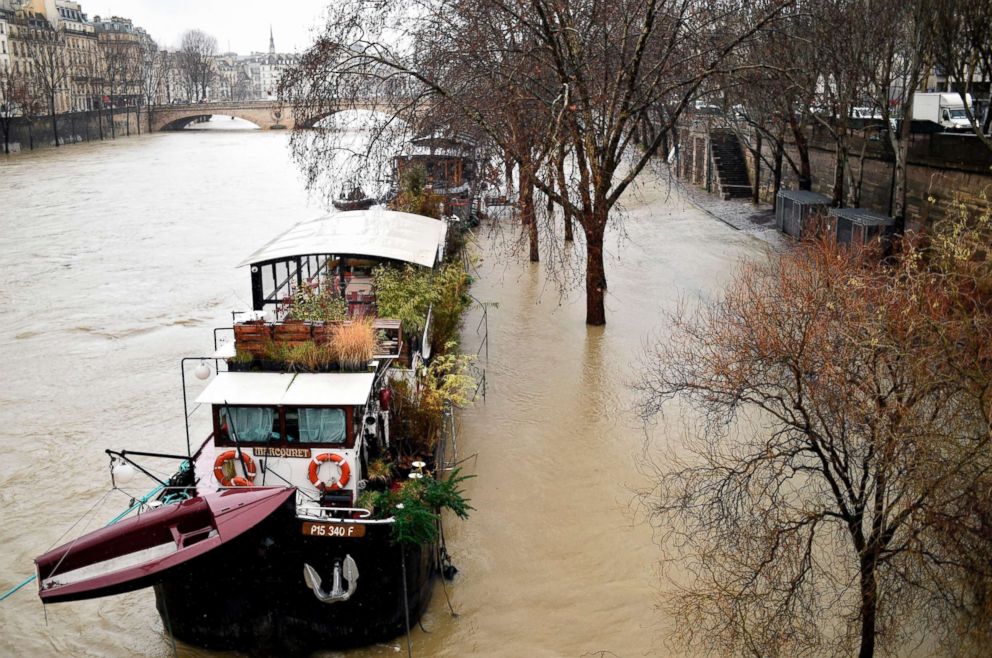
[213,450,257,487]
[308,453,351,491]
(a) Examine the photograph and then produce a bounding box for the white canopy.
[281,373,375,406]
[238,210,447,269]
[196,372,375,406]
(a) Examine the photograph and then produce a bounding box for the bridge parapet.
[147,99,408,132]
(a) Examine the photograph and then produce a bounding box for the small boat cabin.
[194,209,448,514]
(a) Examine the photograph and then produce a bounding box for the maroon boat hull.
[35,487,295,604]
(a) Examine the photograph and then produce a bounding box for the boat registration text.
[302,522,366,538]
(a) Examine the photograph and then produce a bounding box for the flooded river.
[0,122,768,656]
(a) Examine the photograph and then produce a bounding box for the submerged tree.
[639,231,992,657]
[281,0,793,325]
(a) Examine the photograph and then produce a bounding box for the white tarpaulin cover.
[238,210,447,268]
[195,372,375,406]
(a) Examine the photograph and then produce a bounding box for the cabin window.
[285,407,347,444]
[218,406,280,442]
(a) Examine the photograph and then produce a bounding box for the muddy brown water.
[0,122,768,657]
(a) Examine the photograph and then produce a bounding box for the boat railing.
[296,504,395,524]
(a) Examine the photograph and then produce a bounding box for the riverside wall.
[677,115,992,230]
[2,107,147,154]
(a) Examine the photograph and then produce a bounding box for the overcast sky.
[84,1,327,55]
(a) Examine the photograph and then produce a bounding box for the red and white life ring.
[213,450,257,487]
[308,453,351,491]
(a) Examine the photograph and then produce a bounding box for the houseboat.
[392,133,480,222]
[34,209,471,653]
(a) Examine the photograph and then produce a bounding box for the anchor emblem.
[303,555,359,603]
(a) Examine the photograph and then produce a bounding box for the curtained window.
[219,406,278,442]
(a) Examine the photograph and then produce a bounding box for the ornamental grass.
[332,320,376,370]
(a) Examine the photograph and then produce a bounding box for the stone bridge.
[147,100,395,132]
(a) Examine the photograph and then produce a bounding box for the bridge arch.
[150,102,295,132]
[159,113,266,131]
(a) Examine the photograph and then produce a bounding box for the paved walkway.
[678,179,785,243]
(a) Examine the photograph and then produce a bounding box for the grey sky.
[83,1,327,55]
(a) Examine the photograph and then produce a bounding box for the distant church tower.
[269,25,275,55]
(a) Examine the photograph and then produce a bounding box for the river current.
[0,121,767,657]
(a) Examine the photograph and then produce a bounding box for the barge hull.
[152,505,436,653]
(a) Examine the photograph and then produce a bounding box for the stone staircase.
[709,129,753,200]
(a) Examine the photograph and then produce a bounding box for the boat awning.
[238,210,447,269]
[195,372,375,406]
[195,373,294,405]
[281,373,375,406]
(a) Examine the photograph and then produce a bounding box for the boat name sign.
[303,522,367,538]
[252,447,312,458]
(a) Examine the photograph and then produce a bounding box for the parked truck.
[912,93,974,131]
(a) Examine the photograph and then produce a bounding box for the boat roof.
[238,210,447,269]
[195,372,376,406]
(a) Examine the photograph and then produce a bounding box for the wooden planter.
[273,320,312,348]
[233,322,273,357]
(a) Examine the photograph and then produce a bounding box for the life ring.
[213,450,257,486]
[308,453,351,491]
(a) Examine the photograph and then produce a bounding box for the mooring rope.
[0,483,166,602]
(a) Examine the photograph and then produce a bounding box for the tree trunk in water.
[858,560,878,658]
[110,106,116,139]
[50,97,58,147]
[583,215,607,326]
[504,156,514,196]
[752,131,762,205]
[519,163,539,262]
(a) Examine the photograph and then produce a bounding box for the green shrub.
[373,262,471,352]
[389,469,475,546]
[285,278,347,323]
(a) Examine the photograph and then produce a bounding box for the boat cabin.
[193,371,378,508]
[192,210,449,516]
[239,208,446,321]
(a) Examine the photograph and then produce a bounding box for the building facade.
[2,4,299,116]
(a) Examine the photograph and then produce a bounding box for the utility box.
[775,190,831,238]
[827,207,895,246]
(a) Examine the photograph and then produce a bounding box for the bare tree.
[928,0,992,149]
[720,4,818,197]
[864,0,933,230]
[639,233,992,658]
[22,21,68,147]
[176,29,217,102]
[0,65,33,153]
[282,0,794,325]
[99,34,135,138]
[138,39,161,110]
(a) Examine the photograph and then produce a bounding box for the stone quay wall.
[2,107,146,154]
[676,115,992,230]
